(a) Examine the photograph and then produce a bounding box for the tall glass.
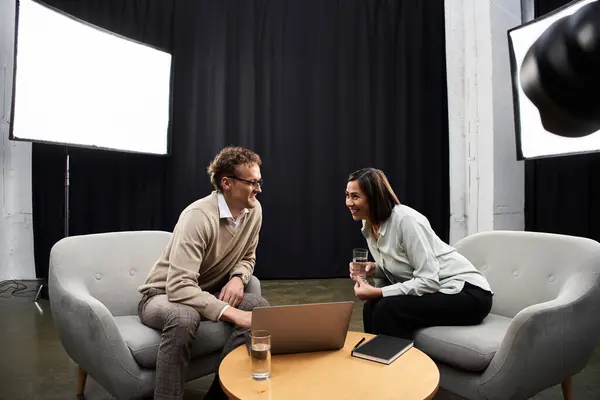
[352,248,369,279]
[250,330,271,380]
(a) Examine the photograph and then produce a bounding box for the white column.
[491,0,525,231]
[445,0,495,244]
[445,0,524,245]
[0,0,36,281]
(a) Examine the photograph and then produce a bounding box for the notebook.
[351,334,414,365]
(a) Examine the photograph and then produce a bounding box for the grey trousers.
[138,288,269,400]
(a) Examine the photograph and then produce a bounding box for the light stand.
[64,146,70,238]
[34,146,70,302]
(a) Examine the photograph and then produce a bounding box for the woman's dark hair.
[348,168,400,225]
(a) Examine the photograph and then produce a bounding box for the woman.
[345,168,493,339]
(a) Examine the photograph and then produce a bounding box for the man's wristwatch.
[231,273,248,286]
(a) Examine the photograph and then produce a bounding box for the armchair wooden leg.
[561,376,572,400]
[77,366,88,396]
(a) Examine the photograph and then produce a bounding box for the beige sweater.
[138,192,262,321]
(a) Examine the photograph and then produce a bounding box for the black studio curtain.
[525,0,600,241]
[32,0,450,282]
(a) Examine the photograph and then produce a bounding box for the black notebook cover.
[351,334,414,365]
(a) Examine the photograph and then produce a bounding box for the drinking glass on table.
[250,330,271,380]
[352,248,369,280]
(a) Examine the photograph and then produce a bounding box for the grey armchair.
[48,230,262,400]
[414,231,600,400]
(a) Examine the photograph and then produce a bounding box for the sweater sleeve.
[229,208,262,285]
[381,216,441,297]
[165,209,229,321]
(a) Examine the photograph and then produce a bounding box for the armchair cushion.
[116,316,233,368]
[415,314,511,372]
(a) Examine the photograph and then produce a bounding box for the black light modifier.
[520,1,600,138]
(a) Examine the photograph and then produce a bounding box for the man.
[137,146,269,400]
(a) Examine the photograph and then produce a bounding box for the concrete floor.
[1,278,598,400]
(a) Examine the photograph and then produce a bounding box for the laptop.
[250,301,354,355]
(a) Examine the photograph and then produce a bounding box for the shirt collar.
[217,192,248,220]
[361,220,369,237]
[380,218,389,236]
[361,218,389,238]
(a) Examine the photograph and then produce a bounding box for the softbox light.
[10,0,172,155]
[508,0,600,160]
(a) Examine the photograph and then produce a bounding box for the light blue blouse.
[362,205,492,297]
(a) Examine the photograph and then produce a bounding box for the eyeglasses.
[227,176,263,188]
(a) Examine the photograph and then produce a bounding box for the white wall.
[446,0,525,244]
[0,0,36,281]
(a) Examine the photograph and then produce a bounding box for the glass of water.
[250,330,271,380]
[352,248,369,279]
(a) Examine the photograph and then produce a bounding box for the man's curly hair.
[207,146,262,192]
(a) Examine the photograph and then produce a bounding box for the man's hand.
[221,307,252,329]
[219,276,245,307]
[349,261,376,279]
[353,278,383,301]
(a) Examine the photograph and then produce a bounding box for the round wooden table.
[219,331,439,400]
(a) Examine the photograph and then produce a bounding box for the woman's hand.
[353,278,383,301]
[349,261,376,279]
